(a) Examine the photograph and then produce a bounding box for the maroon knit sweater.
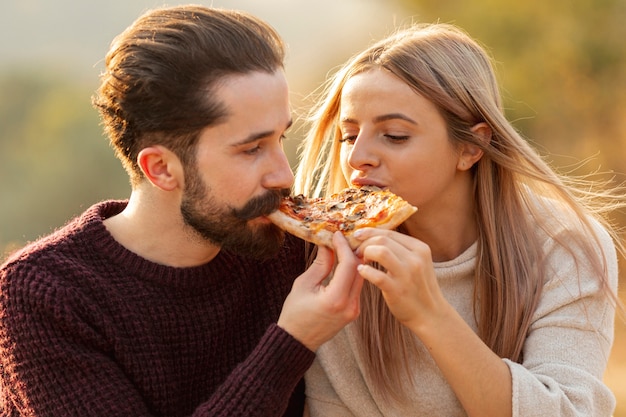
[0,201,315,416]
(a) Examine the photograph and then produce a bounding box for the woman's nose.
[347,135,379,170]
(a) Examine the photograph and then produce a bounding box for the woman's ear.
[457,122,491,171]
[471,122,492,144]
[137,146,183,191]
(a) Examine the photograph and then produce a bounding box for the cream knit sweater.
[306,220,618,416]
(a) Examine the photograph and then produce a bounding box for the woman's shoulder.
[527,193,613,246]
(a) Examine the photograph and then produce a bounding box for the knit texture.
[306,218,618,416]
[0,201,315,416]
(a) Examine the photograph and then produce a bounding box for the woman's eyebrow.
[340,113,417,125]
[374,113,417,125]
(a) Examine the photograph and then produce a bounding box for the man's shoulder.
[0,201,125,287]
[0,234,80,313]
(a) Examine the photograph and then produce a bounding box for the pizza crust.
[267,210,338,248]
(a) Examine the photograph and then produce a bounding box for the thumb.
[298,245,334,288]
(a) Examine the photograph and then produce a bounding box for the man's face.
[180,69,294,258]
[180,163,289,259]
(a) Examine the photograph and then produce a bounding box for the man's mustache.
[234,188,291,221]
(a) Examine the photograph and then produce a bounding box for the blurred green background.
[1,0,625,413]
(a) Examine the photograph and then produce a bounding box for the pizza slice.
[267,186,417,249]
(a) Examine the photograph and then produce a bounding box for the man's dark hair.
[92,5,286,185]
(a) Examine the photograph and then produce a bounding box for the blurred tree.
[394,0,626,174]
[0,71,129,257]
[389,5,626,414]
[3,0,626,256]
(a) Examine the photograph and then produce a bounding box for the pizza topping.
[276,187,413,232]
[267,186,417,249]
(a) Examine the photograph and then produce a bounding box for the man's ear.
[457,122,491,171]
[137,146,183,191]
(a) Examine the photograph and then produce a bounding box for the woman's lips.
[351,177,385,189]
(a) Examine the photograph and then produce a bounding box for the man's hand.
[277,232,363,351]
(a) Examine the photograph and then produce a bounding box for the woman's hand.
[353,227,449,332]
[354,227,512,417]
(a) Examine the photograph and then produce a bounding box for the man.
[0,6,363,416]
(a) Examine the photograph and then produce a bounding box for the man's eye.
[244,145,261,155]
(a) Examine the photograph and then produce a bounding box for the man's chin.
[221,223,285,259]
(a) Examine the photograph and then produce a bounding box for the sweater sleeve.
[505,223,618,417]
[194,324,315,417]
[0,260,314,417]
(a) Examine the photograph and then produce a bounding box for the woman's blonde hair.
[295,23,624,404]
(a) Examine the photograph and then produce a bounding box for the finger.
[354,227,421,254]
[347,268,364,307]
[329,232,363,316]
[325,232,360,293]
[332,231,355,261]
[357,262,389,285]
[299,244,334,288]
[359,239,405,271]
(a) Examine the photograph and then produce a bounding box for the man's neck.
[104,190,221,268]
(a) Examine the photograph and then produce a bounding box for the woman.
[295,23,624,416]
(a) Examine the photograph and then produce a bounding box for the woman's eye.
[385,134,410,142]
[339,135,357,144]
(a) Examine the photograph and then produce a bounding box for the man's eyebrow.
[341,113,417,125]
[232,119,293,146]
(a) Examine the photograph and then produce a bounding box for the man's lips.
[234,188,289,221]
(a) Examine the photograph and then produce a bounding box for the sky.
[0,0,408,94]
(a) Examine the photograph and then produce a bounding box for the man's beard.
[180,164,290,259]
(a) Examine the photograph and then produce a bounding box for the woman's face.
[339,68,471,220]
